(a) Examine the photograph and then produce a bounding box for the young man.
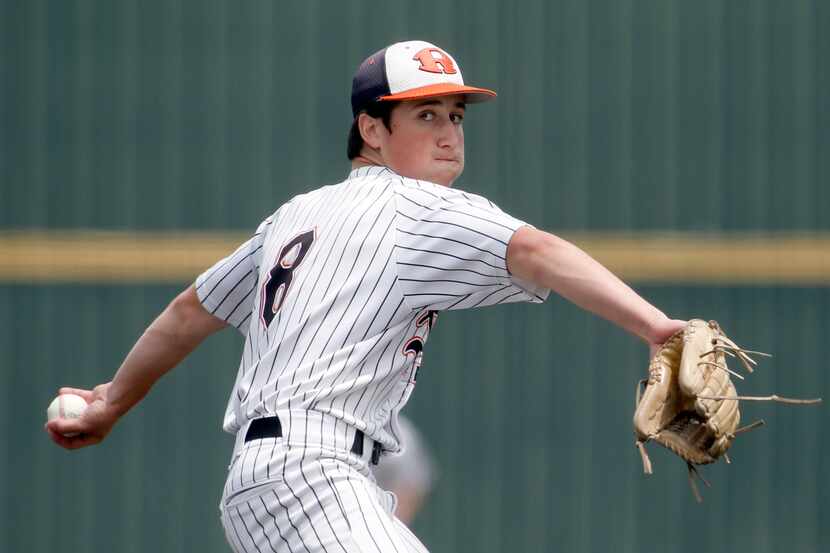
[46,40,685,552]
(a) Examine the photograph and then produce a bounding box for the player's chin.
[430,160,464,186]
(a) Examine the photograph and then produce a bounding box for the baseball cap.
[351,40,497,117]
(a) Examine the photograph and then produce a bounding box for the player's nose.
[436,118,461,149]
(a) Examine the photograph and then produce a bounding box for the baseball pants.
[219,411,428,553]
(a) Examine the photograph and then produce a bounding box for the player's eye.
[450,112,464,124]
[419,111,435,121]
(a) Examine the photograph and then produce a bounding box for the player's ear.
[358,112,385,150]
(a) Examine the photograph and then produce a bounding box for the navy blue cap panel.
[351,48,391,117]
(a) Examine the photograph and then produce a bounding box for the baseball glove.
[633,319,821,502]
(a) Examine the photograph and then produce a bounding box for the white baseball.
[47,393,88,437]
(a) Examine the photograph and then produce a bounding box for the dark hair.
[347,101,397,160]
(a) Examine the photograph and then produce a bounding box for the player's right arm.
[45,286,227,450]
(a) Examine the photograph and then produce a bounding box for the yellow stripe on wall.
[0,231,248,283]
[1,230,828,285]
[567,233,830,285]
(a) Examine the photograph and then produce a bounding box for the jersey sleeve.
[393,181,549,311]
[195,215,274,334]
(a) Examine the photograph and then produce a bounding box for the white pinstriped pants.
[219,412,429,553]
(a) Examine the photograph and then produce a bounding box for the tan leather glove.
[633,319,821,502]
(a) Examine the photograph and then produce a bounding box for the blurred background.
[2,0,827,551]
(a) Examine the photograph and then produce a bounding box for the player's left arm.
[45,285,227,449]
[506,226,685,352]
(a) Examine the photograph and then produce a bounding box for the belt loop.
[351,429,381,465]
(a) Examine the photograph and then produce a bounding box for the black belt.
[244,416,382,465]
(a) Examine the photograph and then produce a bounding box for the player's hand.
[647,318,687,358]
[45,382,120,450]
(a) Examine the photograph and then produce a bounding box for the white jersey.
[196,165,548,453]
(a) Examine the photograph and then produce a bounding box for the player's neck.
[351,152,386,171]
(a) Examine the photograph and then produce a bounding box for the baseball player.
[371,415,436,525]
[46,40,686,552]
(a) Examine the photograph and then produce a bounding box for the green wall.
[4,0,827,232]
[2,1,828,552]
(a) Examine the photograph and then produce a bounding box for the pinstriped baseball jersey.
[196,165,548,454]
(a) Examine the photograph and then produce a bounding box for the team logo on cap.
[413,48,457,75]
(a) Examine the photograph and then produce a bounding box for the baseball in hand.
[47,394,88,437]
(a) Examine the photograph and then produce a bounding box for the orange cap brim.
[379,83,497,104]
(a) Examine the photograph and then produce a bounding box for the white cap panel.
[384,41,466,94]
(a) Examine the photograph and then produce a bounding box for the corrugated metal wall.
[4,0,827,232]
[2,1,828,552]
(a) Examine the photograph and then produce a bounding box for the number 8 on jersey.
[260,228,315,327]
